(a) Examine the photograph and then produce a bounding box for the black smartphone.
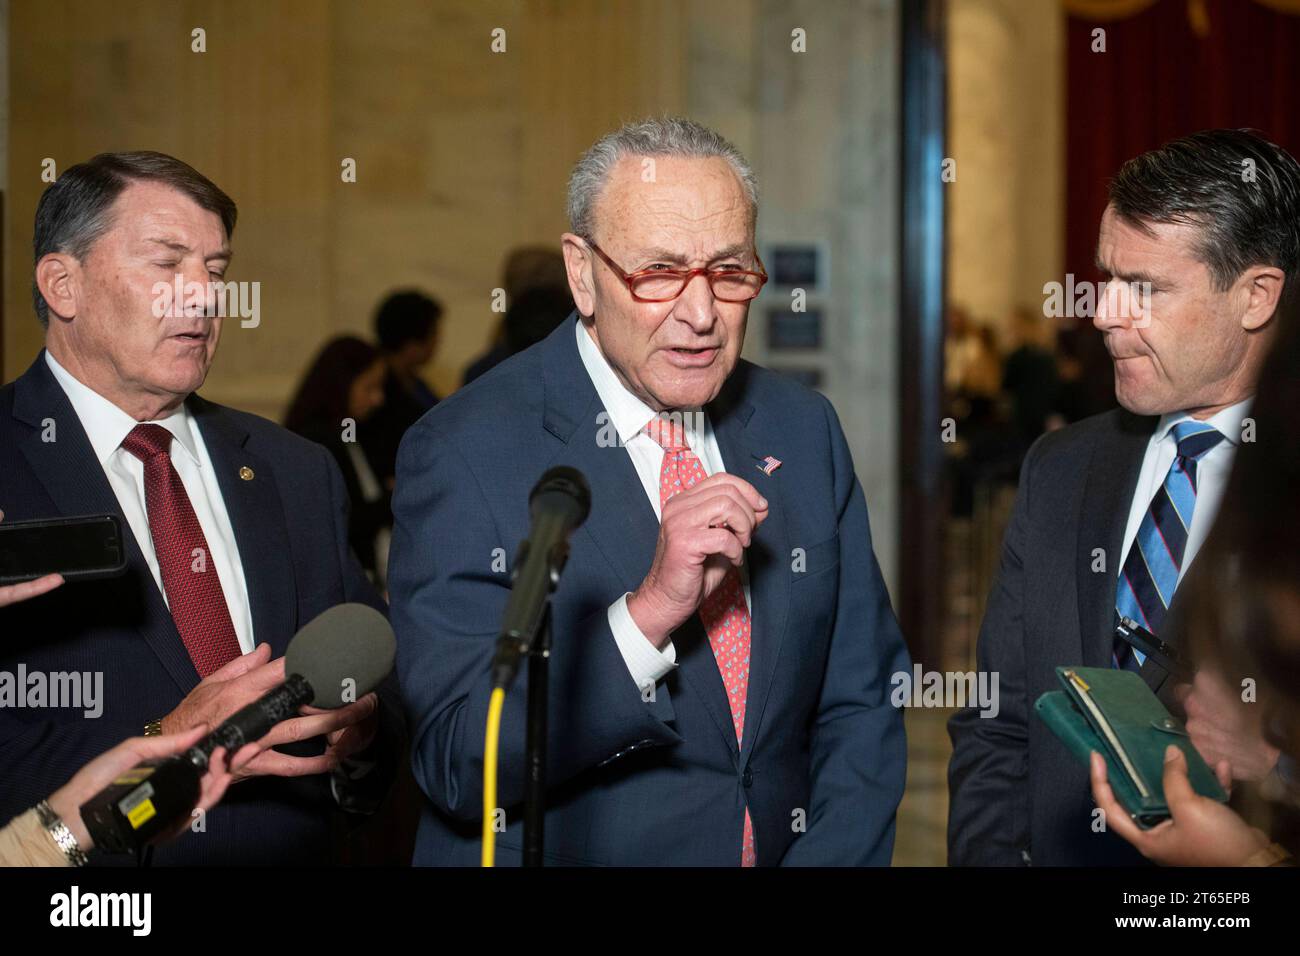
[0,514,128,585]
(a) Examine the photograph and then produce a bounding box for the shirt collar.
[44,350,202,467]
[574,318,705,447]
[1156,395,1255,449]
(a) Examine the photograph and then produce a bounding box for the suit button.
[742,767,753,788]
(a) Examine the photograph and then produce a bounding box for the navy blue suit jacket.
[390,316,909,866]
[0,352,393,865]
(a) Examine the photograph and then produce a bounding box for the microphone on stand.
[491,466,591,691]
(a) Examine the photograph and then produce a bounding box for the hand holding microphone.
[80,603,395,853]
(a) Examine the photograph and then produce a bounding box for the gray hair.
[566,116,758,239]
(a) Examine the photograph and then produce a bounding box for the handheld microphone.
[80,603,395,854]
[491,467,591,690]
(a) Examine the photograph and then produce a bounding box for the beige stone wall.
[4,0,692,415]
[947,0,1064,347]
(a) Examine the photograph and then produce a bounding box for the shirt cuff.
[608,592,676,696]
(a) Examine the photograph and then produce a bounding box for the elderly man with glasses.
[389,117,909,867]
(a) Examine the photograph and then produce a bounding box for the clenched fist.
[627,472,768,648]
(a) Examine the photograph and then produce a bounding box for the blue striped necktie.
[1114,420,1225,670]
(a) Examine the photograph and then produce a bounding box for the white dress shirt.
[45,350,256,654]
[1118,397,1254,591]
[574,320,753,697]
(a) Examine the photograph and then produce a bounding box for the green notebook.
[1035,665,1227,829]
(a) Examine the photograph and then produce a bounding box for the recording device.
[491,467,591,691]
[80,603,395,854]
[1114,615,1189,679]
[0,514,127,585]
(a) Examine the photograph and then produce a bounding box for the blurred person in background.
[461,246,571,385]
[1002,303,1061,453]
[285,336,390,587]
[1090,292,1300,866]
[360,290,443,488]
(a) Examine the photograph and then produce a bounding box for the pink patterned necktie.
[121,424,241,678]
[643,415,756,867]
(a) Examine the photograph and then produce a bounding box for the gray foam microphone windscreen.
[284,603,396,707]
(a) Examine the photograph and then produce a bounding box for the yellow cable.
[481,686,506,867]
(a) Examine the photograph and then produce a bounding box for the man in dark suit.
[0,151,401,865]
[948,129,1300,865]
[390,117,910,866]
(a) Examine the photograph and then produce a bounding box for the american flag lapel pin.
[756,454,782,477]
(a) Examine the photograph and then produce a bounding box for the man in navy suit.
[390,117,910,866]
[947,130,1299,866]
[0,151,400,865]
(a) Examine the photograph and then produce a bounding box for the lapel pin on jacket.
[239,466,255,481]
[756,454,782,477]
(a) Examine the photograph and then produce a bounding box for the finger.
[300,692,378,718]
[203,642,271,684]
[0,573,65,605]
[197,746,232,811]
[675,490,756,541]
[665,482,753,521]
[1089,751,1147,847]
[1215,759,1233,795]
[1171,682,1192,706]
[239,749,340,778]
[257,701,375,748]
[229,742,261,771]
[325,727,371,761]
[1193,668,1219,695]
[1161,745,1197,814]
[227,655,288,699]
[677,472,768,513]
[697,527,745,567]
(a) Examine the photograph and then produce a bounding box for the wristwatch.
[35,799,89,867]
[143,718,163,737]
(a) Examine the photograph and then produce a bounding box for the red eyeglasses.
[584,239,768,303]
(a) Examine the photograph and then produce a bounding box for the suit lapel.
[1075,410,1157,668]
[540,317,780,759]
[539,322,661,595]
[709,366,790,762]
[13,354,199,693]
[189,397,298,656]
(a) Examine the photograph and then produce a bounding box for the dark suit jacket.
[0,351,399,865]
[390,316,910,866]
[947,407,1195,866]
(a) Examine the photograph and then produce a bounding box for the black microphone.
[491,467,591,690]
[80,603,395,854]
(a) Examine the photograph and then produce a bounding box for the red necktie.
[643,415,756,867]
[121,424,241,678]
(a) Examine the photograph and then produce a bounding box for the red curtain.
[1065,0,1300,410]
